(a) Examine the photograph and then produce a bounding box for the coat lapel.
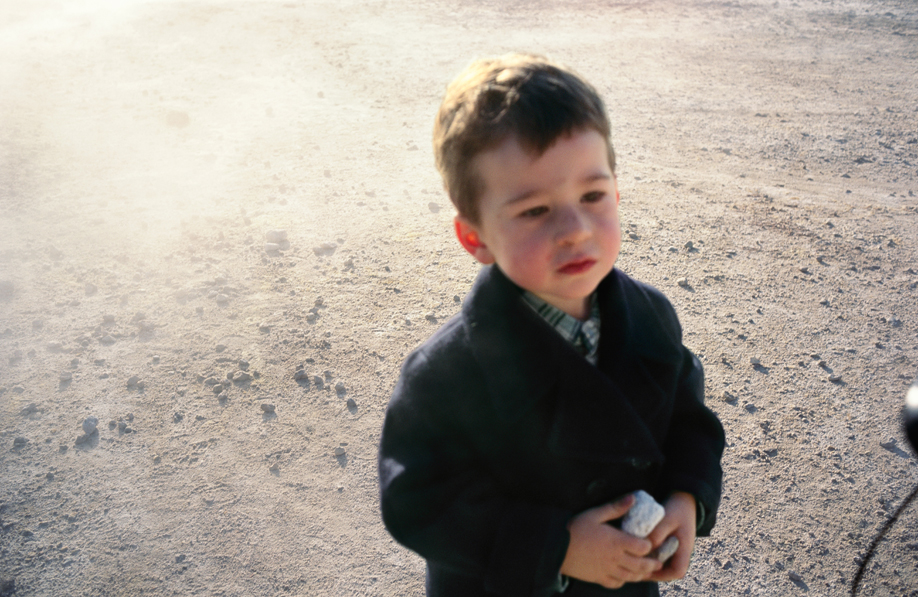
[462,266,678,463]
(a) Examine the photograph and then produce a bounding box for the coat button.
[586,479,610,500]
[629,458,651,470]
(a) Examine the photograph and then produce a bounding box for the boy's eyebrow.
[503,171,612,206]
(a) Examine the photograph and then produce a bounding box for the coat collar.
[461,265,683,424]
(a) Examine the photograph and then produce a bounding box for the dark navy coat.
[379,265,725,597]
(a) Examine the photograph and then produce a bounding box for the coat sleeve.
[657,344,725,537]
[379,348,572,597]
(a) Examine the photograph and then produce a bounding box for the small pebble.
[100,335,116,345]
[335,382,345,394]
[59,371,72,382]
[294,369,309,381]
[215,344,227,352]
[750,357,762,366]
[312,242,337,256]
[152,355,160,363]
[829,374,842,383]
[265,230,288,243]
[260,403,276,413]
[677,278,689,288]
[212,384,224,394]
[233,371,252,382]
[269,462,280,472]
[334,447,345,457]
[684,241,694,250]
[82,416,98,435]
[153,454,161,464]
[215,294,229,304]
[265,243,281,252]
[346,398,357,410]
[238,360,249,370]
[788,571,803,583]
[721,391,737,403]
[314,376,324,389]
[127,375,140,387]
[13,437,28,447]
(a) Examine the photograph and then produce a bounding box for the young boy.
[378,54,725,597]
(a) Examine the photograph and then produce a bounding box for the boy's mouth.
[557,258,595,275]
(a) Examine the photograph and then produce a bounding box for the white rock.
[622,490,665,538]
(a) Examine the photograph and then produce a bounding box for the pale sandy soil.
[1,1,917,595]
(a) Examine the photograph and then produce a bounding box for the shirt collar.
[521,291,601,364]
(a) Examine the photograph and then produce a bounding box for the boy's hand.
[560,495,662,589]
[645,491,697,582]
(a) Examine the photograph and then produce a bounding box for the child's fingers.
[596,556,662,590]
[616,530,655,558]
[588,494,635,524]
[645,516,678,547]
[648,539,691,581]
[615,551,663,577]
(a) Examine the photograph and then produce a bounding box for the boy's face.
[455,129,621,320]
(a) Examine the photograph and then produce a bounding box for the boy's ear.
[454,216,495,265]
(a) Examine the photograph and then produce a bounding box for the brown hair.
[433,53,615,223]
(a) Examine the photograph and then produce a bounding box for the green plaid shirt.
[522,291,601,365]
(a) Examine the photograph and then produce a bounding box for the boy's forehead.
[474,130,612,200]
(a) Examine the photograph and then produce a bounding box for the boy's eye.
[520,206,548,218]
[582,191,605,203]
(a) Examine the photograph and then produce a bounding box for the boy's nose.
[555,207,591,245]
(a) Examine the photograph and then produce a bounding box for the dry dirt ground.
[1,0,917,595]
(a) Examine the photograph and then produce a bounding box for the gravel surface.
[1,1,917,596]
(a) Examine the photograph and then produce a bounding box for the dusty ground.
[1,0,917,595]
